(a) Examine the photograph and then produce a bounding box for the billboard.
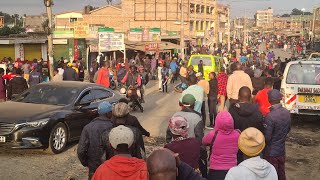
[74,21,89,39]
[98,27,125,52]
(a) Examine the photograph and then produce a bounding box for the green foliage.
[291,8,312,15]
[0,26,25,36]
[281,14,290,17]
[0,11,23,26]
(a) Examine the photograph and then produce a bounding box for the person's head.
[181,94,196,109]
[109,125,134,154]
[238,127,265,159]
[268,89,282,105]
[118,98,129,104]
[168,116,189,139]
[209,72,216,80]
[238,86,252,103]
[98,101,113,119]
[147,149,177,180]
[112,102,130,118]
[0,68,4,76]
[187,75,197,86]
[53,69,58,76]
[220,66,225,73]
[195,72,203,80]
[103,61,110,68]
[15,68,22,76]
[264,77,274,88]
[199,60,203,64]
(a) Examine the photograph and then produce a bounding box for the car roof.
[287,60,320,66]
[38,81,104,90]
[190,54,221,58]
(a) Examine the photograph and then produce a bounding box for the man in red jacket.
[0,68,6,102]
[96,61,110,88]
[92,125,147,180]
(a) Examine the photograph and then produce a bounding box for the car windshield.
[13,85,80,105]
[286,64,320,85]
[190,56,212,66]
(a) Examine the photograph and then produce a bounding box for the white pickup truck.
[308,53,320,61]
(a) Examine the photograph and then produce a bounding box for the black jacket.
[208,78,218,98]
[77,117,114,173]
[63,67,79,81]
[229,102,264,132]
[7,76,28,100]
[28,71,42,87]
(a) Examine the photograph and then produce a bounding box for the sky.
[0,0,319,18]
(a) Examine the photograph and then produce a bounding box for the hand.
[173,153,181,167]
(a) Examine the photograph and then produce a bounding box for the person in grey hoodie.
[28,66,42,87]
[225,127,278,180]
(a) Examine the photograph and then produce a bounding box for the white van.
[281,60,320,115]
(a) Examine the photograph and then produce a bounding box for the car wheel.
[46,122,68,154]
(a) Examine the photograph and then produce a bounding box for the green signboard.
[98,27,115,32]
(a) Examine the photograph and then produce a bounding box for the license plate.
[299,95,318,104]
[0,136,6,143]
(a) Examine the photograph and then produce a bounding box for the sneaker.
[205,125,214,130]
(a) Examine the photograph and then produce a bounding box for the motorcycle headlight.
[26,118,50,128]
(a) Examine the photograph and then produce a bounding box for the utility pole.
[312,7,318,43]
[44,0,54,79]
[227,4,231,52]
[180,0,185,60]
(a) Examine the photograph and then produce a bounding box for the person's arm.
[177,162,207,180]
[136,74,142,87]
[194,120,204,142]
[133,116,150,137]
[226,76,232,99]
[77,128,89,167]
[202,130,216,146]
[264,115,274,143]
[96,70,102,84]
[121,72,128,84]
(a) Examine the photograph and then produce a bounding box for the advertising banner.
[149,28,161,41]
[145,43,159,51]
[74,21,89,39]
[98,27,124,52]
[128,28,142,42]
[53,30,74,39]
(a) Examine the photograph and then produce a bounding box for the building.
[290,15,313,32]
[23,14,48,32]
[273,16,291,30]
[255,8,273,29]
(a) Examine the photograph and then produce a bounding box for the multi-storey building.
[290,15,313,32]
[255,8,273,29]
[273,16,291,30]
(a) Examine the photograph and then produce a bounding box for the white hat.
[109,125,134,149]
[196,72,202,77]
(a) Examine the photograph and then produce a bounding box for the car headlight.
[26,118,50,128]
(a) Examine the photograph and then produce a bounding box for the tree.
[291,8,303,15]
[281,14,290,17]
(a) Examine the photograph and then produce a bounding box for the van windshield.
[286,64,320,85]
[190,56,212,66]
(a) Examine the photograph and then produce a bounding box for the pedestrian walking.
[52,69,63,82]
[227,62,253,106]
[161,64,169,93]
[225,127,278,180]
[202,111,240,180]
[179,62,188,84]
[96,61,110,88]
[28,66,42,87]
[63,63,79,81]
[21,60,31,81]
[196,72,209,126]
[165,116,201,170]
[254,77,274,117]
[92,125,148,180]
[264,90,291,180]
[216,67,228,112]
[77,102,113,179]
[207,72,218,129]
[7,69,28,100]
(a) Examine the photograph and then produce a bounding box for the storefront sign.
[99,27,124,52]
[0,16,4,28]
[298,87,320,94]
[89,45,99,52]
[128,28,143,42]
[53,30,74,39]
[53,39,68,45]
[149,28,161,41]
[145,43,159,51]
[74,39,79,60]
[196,31,205,37]
[18,44,24,61]
[168,31,178,36]
[74,21,89,39]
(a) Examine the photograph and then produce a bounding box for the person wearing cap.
[164,116,201,170]
[202,111,240,180]
[92,125,148,180]
[179,75,204,114]
[77,102,114,180]
[225,127,278,180]
[264,89,291,180]
[110,102,146,159]
[96,61,111,88]
[196,72,209,127]
[63,62,79,81]
[116,62,127,85]
[28,65,42,87]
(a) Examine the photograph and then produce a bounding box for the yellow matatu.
[188,54,223,80]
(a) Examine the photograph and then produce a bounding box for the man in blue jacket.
[264,89,291,180]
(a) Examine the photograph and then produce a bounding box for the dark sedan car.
[0,81,121,154]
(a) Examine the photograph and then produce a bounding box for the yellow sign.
[0,16,4,28]
[74,21,89,39]
[298,95,320,104]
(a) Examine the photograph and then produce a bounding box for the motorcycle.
[119,85,143,112]
[109,70,117,90]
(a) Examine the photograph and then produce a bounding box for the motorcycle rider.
[139,66,149,103]
[121,66,144,112]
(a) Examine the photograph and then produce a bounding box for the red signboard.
[145,43,159,51]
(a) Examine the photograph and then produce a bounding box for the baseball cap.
[109,125,134,149]
[98,102,112,115]
[112,102,130,118]
[238,127,265,157]
[268,89,282,102]
[168,116,189,137]
[181,94,196,107]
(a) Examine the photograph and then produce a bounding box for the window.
[70,18,77,23]
[78,90,94,105]
[286,64,320,85]
[190,56,212,66]
[91,89,113,101]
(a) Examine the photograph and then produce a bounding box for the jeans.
[207,169,228,180]
[265,156,286,180]
[208,97,217,126]
[201,101,206,126]
[162,79,168,93]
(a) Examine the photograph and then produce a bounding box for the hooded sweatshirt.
[202,112,240,170]
[229,102,264,132]
[225,156,278,180]
[92,155,148,180]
